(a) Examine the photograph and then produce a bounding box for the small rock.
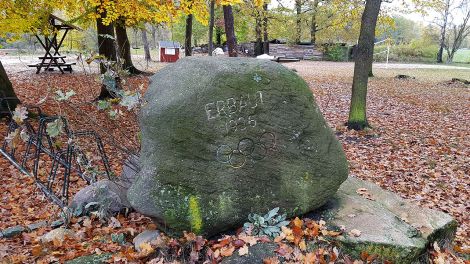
[70,179,131,216]
[26,221,48,232]
[2,226,25,238]
[133,230,160,252]
[395,74,415,79]
[40,228,74,243]
[50,219,64,228]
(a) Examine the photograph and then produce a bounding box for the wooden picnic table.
[28,15,81,74]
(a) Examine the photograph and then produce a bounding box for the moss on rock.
[128,57,348,236]
[308,177,457,264]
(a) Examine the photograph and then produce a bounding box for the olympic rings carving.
[216,132,277,169]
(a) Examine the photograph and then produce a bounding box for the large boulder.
[128,57,348,236]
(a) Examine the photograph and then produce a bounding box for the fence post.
[386,44,390,67]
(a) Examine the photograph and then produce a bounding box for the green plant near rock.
[243,207,290,238]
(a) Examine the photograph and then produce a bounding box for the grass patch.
[452,49,470,64]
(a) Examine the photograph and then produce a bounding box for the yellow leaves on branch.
[218,0,243,6]
[89,0,242,27]
[88,0,179,26]
[1,0,246,37]
[0,0,58,38]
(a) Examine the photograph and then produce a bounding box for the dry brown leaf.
[298,240,306,251]
[238,245,249,256]
[239,233,257,246]
[139,242,154,253]
[220,246,236,257]
[349,229,362,237]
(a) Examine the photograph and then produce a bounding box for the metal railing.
[0,105,112,208]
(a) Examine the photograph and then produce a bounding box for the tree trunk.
[347,0,382,130]
[263,3,269,54]
[0,61,20,116]
[141,27,151,62]
[223,5,237,57]
[445,9,470,63]
[151,25,157,49]
[254,14,263,56]
[115,21,142,74]
[216,27,222,46]
[96,11,118,99]
[185,14,193,56]
[295,0,302,44]
[209,0,215,56]
[310,0,319,44]
[446,51,455,63]
[437,0,450,63]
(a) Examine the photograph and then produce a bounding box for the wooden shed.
[158,41,181,62]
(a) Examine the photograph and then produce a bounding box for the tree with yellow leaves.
[0,0,77,39]
[239,0,271,55]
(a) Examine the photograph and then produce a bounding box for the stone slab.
[310,177,457,263]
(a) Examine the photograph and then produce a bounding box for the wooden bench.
[28,62,76,73]
[38,56,67,59]
[271,57,301,63]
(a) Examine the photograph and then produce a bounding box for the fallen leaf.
[139,242,154,253]
[238,233,257,246]
[238,245,249,256]
[349,229,362,237]
[292,217,303,228]
[232,239,245,248]
[299,240,306,251]
[220,246,235,257]
[31,244,43,256]
[108,216,121,228]
[356,188,376,201]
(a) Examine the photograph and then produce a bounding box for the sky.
[270,0,468,26]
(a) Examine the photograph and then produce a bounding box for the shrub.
[322,44,349,62]
[374,39,439,62]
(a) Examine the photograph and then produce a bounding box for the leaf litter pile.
[0,62,469,263]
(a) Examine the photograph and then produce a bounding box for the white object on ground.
[256,54,275,60]
[212,48,224,56]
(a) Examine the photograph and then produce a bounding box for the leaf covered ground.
[0,60,468,263]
